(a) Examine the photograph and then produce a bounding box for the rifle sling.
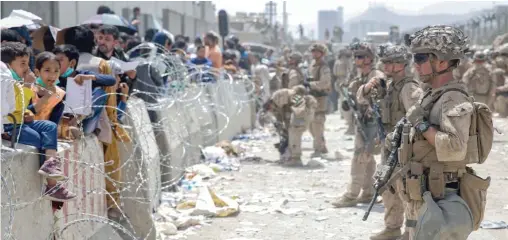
[378,163,411,194]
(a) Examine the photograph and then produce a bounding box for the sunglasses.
[413,53,430,64]
[355,55,366,59]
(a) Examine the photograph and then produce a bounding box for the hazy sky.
[213,0,503,32]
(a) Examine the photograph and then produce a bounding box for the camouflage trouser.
[380,133,405,230]
[288,125,306,159]
[345,123,378,198]
[309,112,327,152]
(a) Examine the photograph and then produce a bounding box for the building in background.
[0,1,217,38]
[317,8,343,41]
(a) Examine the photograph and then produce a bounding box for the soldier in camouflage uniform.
[304,43,332,157]
[264,85,317,166]
[334,48,355,134]
[462,52,496,108]
[363,45,423,240]
[332,42,386,208]
[285,52,305,88]
[401,25,486,239]
[493,43,508,117]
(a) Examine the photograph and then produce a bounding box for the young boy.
[52,44,117,136]
[1,41,76,202]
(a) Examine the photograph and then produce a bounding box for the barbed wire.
[0,43,272,239]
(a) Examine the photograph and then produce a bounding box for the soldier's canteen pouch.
[414,191,473,240]
[459,172,490,230]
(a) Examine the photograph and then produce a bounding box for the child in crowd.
[33,52,66,124]
[1,42,76,202]
[52,44,117,135]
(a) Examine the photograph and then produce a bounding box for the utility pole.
[283,1,288,41]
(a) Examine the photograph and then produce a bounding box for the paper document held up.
[63,77,92,115]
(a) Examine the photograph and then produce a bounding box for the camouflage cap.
[407,25,469,61]
[473,51,487,61]
[377,44,410,63]
[289,51,303,62]
[309,43,328,54]
[350,41,375,57]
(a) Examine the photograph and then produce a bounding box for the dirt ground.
[181,113,508,240]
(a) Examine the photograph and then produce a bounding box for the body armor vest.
[381,77,419,132]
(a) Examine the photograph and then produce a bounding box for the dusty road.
[182,113,508,240]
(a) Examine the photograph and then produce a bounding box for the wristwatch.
[415,121,431,134]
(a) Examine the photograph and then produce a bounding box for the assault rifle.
[369,79,386,142]
[362,118,407,221]
[340,87,368,141]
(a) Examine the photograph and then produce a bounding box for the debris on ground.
[480,220,508,229]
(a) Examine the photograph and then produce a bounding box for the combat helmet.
[350,41,375,58]
[309,43,328,55]
[289,51,303,62]
[473,51,487,61]
[377,44,410,63]
[406,25,469,61]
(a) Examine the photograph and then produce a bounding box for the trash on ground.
[314,216,329,222]
[480,220,508,229]
[155,222,178,235]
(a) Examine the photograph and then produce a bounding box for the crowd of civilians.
[0,5,276,220]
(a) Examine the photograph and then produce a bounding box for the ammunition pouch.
[459,171,490,230]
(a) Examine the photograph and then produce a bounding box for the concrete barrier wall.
[0,81,254,240]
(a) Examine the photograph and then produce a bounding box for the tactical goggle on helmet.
[406,25,469,65]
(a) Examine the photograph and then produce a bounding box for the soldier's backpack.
[425,88,494,164]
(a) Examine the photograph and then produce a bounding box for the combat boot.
[284,157,303,167]
[370,228,402,240]
[357,192,375,204]
[331,195,357,208]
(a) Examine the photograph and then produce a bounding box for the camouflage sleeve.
[270,88,292,108]
[434,92,473,162]
[309,65,332,92]
[355,70,387,104]
[400,81,423,112]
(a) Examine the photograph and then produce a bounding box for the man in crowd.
[205,31,222,69]
[95,25,138,93]
[64,25,131,219]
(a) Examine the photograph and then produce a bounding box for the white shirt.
[1,62,17,133]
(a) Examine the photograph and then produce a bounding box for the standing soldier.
[285,52,305,88]
[334,48,355,134]
[462,52,496,108]
[362,45,423,240]
[332,42,386,208]
[304,43,332,157]
[398,25,492,239]
[493,43,508,117]
[263,85,317,166]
